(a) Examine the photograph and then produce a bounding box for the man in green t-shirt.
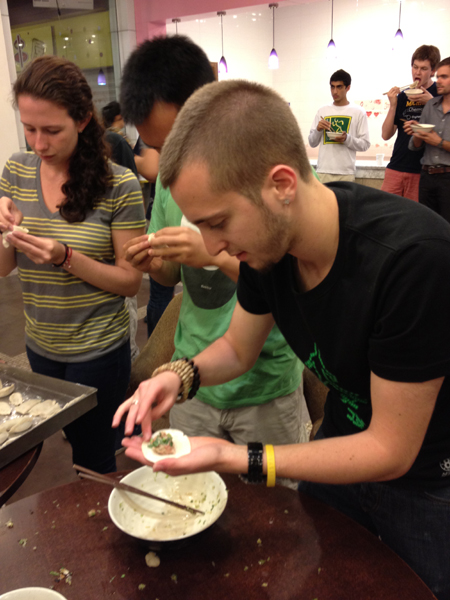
[120,36,308,484]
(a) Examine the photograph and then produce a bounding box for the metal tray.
[0,364,97,469]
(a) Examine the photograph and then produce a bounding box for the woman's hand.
[5,230,66,265]
[0,196,23,232]
[121,434,239,476]
[112,372,182,440]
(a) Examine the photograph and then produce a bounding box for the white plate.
[142,429,191,463]
[108,465,228,542]
[0,589,66,600]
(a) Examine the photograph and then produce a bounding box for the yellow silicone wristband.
[265,444,276,487]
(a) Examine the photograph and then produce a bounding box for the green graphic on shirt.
[323,115,352,144]
[305,343,367,429]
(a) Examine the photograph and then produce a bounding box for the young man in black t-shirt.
[381,44,440,201]
[115,79,450,600]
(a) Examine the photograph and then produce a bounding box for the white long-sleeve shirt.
[308,103,370,175]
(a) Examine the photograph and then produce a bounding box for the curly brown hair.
[13,55,111,223]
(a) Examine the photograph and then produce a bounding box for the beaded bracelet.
[151,357,201,403]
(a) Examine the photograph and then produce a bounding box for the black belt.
[422,165,450,175]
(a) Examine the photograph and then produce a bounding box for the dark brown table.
[0,443,42,507]
[0,472,436,599]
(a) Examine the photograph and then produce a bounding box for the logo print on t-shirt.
[440,458,450,477]
[323,115,352,144]
[305,343,367,430]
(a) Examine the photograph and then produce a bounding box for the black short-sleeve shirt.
[237,182,450,488]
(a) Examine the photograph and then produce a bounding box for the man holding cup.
[308,69,370,183]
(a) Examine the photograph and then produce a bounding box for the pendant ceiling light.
[217,11,228,74]
[268,3,279,70]
[97,68,106,86]
[393,0,403,50]
[327,0,337,59]
[172,18,180,34]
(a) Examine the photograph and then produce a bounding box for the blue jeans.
[146,277,174,338]
[26,342,131,474]
[299,431,450,599]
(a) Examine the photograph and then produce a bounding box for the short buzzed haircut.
[159,79,312,204]
[120,35,215,125]
[411,45,441,71]
[330,69,351,87]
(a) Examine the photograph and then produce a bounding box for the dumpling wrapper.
[9,392,23,406]
[9,416,33,434]
[141,428,191,463]
[15,399,40,414]
[2,225,29,248]
[0,402,12,415]
[0,419,13,433]
[0,383,15,398]
[28,399,60,417]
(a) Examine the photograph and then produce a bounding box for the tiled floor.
[0,273,170,504]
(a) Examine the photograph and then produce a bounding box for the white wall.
[0,0,22,166]
[167,0,450,160]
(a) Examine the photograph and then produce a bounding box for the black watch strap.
[244,442,265,484]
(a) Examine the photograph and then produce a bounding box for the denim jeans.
[146,277,174,338]
[299,430,450,600]
[26,341,131,474]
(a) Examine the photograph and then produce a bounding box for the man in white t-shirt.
[308,69,370,183]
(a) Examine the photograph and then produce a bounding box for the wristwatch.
[437,138,445,149]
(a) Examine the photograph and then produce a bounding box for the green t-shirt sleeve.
[148,176,168,234]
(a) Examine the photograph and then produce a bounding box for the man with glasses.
[381,45,441,201]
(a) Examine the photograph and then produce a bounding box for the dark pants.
[419,170,450,225]
[146,277,174,338]
[26,342,131,474]
[298,430,450,600]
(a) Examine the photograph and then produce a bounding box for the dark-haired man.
[308,69,370,183]
[117,36,307,483]
[408,57,450,222]
[381,44,440,201]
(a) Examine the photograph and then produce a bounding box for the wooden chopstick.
[73,464,205,516]
[383,82,418,95]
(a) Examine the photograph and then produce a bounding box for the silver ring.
[132,399,139,406]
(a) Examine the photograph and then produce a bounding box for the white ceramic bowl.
[0,589,66,600]
[404,88,422,97]
[326,131,343,140]
[410,123,435,134]
[108,466,228,544]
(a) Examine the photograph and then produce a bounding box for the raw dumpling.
[29,399,60,417]
[141,429,191,463]
[9,416,33,434]
[9,392,23,406]
[0,383,15,398]
[0,402,12,415]
[0,431,8,446]
[15,399,40,414]
[0,419,14,432]
[2,225,29,248]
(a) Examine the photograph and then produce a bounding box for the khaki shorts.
[170,384,310,489]
[318,173,355,184]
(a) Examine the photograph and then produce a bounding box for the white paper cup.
[376,154,384,166]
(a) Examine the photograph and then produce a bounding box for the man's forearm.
[381,108,397,141]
